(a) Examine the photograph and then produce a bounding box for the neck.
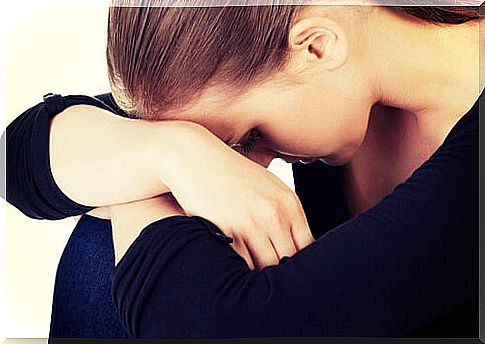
[364,8,482,118]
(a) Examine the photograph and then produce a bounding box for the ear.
[289,17,348,70]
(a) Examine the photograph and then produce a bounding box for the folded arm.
[2,93,313,268]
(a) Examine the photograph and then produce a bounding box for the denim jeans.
[49,215,128,338]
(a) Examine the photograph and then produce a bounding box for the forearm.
[112,213,475,338]
[49,104,207,207]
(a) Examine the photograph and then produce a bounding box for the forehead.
[171,74,296,141]
[174,87,255,142]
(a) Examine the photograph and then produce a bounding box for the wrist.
[145,120,214,189]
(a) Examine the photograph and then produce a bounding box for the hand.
[159,123,315,270]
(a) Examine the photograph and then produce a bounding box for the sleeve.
[1,93,120,220]
[112,111,478,338]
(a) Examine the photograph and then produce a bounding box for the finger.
[231,237,255,270]
[269,226,298,260]
[244,236,279,270]
[290,205,315,251]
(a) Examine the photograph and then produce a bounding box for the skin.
[109,5,483,262]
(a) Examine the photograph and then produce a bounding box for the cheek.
[261,109,367,158]
[262,123,335,157]
[255,83,371,158]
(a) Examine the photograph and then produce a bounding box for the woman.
[3,1,481,338]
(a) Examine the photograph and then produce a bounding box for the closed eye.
[230,129,261,156]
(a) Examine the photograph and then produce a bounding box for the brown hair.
[392,6,480,24]
[106,3,481,119]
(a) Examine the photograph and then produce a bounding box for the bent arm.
[111,117,478,338]
[2,93,206,219]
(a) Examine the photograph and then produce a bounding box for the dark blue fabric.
[49,215,128,338]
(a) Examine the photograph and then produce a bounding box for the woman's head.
[107,1,480,166]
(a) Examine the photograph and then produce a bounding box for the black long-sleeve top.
[1,92,479,338]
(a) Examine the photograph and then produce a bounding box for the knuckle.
[250,202,280,225]
[279,190,299,208]
[262,207,284,227]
